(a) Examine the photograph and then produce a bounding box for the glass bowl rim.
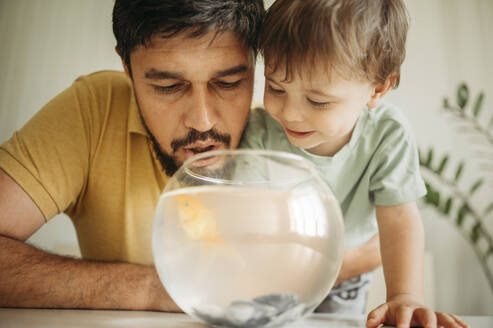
[179,149,319,186]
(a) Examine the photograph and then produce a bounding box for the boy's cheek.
[263,94,279,116]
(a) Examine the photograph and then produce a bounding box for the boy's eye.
[307,98,331,109]
[267,84,285,95]
[153,84,184,94]
[215,80,242,89]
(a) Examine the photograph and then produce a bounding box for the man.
[0,0,380,311]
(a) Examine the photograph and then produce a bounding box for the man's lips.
[285,128,315,138]
[182,142,221,158]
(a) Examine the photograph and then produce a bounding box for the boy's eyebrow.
[305,88,338,99]
[266,75,340,99]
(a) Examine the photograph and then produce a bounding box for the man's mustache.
[171,129,231,152]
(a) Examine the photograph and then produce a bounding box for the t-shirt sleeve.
[0,76,102,221]
[368,124,427,206]
[239,107,269,150]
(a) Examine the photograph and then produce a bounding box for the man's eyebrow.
[144,68,183,80]
[214,64,249,78]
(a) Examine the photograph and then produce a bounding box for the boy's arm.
[335,233,381,286]
[0,169,180,312]
[376,202,424,302]
[367,201,468,328]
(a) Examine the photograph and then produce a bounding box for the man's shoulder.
[68,70,134,122]
[74,70,131,91]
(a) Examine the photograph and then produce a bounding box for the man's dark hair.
[113,0,265,75]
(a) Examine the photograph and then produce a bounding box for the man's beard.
[137,107,231,177]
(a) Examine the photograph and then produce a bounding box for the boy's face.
[123,30,254,175]
[264,66,386,156]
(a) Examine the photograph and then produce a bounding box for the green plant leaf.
[423,183,433,204]
[456,204,469,226]
[443,197,453,215]
[469,178,484,195]
[484,202,493,216]
[454,162,464,182]
[426,190,440,207]
[425,148,434,168]
[437,155,449,175]
[433,191,441,207]
[472,92,484,118]
[457,83,469,109]
[471,223,482,244]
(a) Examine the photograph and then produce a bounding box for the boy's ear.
[115,46,132,78]
[366,76,394,109]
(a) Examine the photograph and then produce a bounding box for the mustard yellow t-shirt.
[0,71,169,265]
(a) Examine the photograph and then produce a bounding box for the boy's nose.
[183,86,216,132]
[281,100,304,122]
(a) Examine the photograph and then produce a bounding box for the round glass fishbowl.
[152,149,344,328]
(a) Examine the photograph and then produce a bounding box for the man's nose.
[183,86,216,132]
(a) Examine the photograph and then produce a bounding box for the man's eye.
[307,98,331,109]
[215,80,242,89]
[153,84,183,94]
[267,84,284,95]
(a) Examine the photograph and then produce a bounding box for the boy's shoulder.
[241,106,286,150]
[366,101,416,143]
[247,106,283,132]
[369,101,411,126]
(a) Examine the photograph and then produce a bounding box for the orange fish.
[176,194,222,242]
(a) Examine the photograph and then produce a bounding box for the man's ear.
[115,46,131,78]
[366,76,394,109]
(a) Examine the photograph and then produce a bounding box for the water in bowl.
[153,185,341,327]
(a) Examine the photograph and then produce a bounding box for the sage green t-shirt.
[239,103,427,249]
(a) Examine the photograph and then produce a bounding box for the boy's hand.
[366,293,470,328]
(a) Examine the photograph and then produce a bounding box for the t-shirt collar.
[128,89,148,136]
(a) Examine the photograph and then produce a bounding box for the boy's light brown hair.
[260,0,409,88]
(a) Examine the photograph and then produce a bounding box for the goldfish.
[176,194,221,242]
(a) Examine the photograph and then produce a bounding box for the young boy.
[241,0,468,327]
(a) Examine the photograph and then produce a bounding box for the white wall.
[1,0,492,315]
[386,0,493,315]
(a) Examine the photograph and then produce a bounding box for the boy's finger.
[413,308,437,328]
[366,303,388,328]
[395,305,413,328]
[436,312,460,328]
[450,314,470,328]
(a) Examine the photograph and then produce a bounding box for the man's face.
[125,31,254,175]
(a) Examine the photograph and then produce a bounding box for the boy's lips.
[285,128,315,138]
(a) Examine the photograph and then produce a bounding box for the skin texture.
[263,65,469,328]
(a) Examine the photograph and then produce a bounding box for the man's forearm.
[0,235,180,311]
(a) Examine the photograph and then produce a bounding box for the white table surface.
[0,309,490,328]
